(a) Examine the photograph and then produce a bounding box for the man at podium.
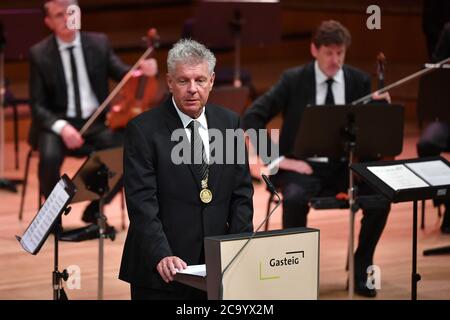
[119,39,254,299]
[243,20,390,297]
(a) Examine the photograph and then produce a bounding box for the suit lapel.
[304,62,316,106]
[80,33,96,92]
[49,36,67,108]
[163,99,203,191]
[343,66,354,104]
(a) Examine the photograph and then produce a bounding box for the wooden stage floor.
[0,124,449,300]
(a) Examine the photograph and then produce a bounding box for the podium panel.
[205,227,319,300]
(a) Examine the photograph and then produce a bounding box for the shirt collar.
[314,60,344,85]
[56,31,81,52]
[171,96,208,130]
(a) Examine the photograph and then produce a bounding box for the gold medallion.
[200,188,213,204]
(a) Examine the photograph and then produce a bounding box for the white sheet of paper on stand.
[367,164,429,191]
[176,264,206,277]
[405,160,450,186]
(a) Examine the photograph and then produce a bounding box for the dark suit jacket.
[433,22,450,62]
[242,62,371,157]
[28,32,129,145]
[119,98,254,291]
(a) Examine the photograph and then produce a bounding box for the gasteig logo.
[259,250,304,281]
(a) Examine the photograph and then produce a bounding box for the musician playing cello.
[29,0,158,223]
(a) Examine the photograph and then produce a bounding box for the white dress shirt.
[51,31,100,134]
[172,96,210,163]
[314,60,345,105]
[268,61,347,169]
[303,61,346,163]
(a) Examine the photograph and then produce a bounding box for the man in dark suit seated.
[119,39,254,300]
[417,21,450,234]
[29,0,157,229]
[242,20,391,298]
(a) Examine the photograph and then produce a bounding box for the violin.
[79,28,159,136]
[375,52,395,160]
[376,52,385,90]
[106,28,160,130]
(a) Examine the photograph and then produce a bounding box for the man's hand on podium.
[157,256,187,283]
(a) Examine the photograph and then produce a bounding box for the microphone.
[218,174,281,299]
[262,174,277,194]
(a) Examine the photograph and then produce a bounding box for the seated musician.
[417,21,450,234]
[242,20,391,297]
[29,0,158,228]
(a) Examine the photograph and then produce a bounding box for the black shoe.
[354,280,377,298]
[104,224,117,241]
[82,201,100,223]
[346,279,377,298]
[59,223,116,242]
[59,224,100,242]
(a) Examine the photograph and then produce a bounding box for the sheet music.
[176,264,206,277]
[19,179,70,254]
[367,164,429,191]
[405,160,450,186]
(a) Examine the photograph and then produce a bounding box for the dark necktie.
[325,78,335,105]
[67,46,82,118]
[187,120,209,183]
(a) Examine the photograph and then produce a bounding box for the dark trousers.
[273,161,390,281]
[38,120,123,198]
[416,121,450,224]
[131,284,207,300]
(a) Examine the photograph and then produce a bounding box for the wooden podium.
[176,227,319,300]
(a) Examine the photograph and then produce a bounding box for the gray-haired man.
[119,39,254,300]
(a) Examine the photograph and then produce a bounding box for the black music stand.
[16,174,77,300]
[70,146,123,300]
[293,104,404,299]
[351,156,450,300]
[192,0,281,87]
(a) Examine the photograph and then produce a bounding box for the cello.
[106,28,160,130]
